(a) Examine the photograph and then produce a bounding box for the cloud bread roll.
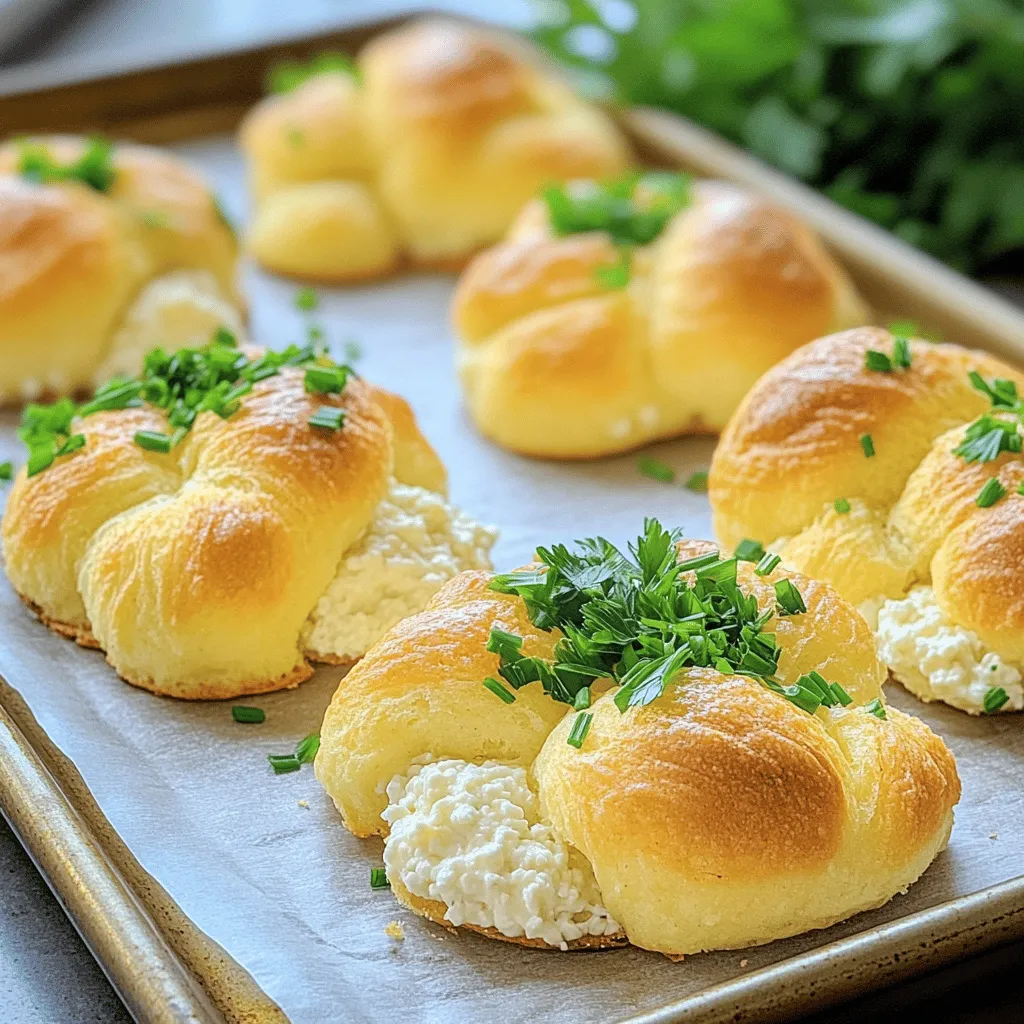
[239,18,631,281]
[710,328,1024,713]
[453,180,869,458]
[0,137,239,402]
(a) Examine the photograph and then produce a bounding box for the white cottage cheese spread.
[381,759,621,949]
[302,480,497,661]
[875,586,1023,714]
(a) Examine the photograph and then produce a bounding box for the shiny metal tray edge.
[0,10,1023,1024]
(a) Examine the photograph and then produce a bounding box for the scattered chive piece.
[864,349,893,372]
[566,711,593,748]
[864,698,887,720]
[295,287,318,312]
[483,677,516,704]
[295,733,320,764]
[0,461,11,481]
[266,52,360,95]
[834,498,851,514]
[268,754,301,774]
[637,455,675,483]
[1019,481,1024,496]
[754,551,781,576]
[976,477,1006,508]
[594,246,632,289]
[983,686,1010,714]
[887,319,919,338]
[774,578,807,615]
[734,538,765,563]
[684,470,709,492]
[232,706,265,724]
[304,364,349,394]
[892,335,912,368]
[370,866,390,890]
[860,434,875,458]
[133,430,175,454]
[17,135,116,192]
[573,686,591,710]
[308,406,345,431]
[830,682,853,706]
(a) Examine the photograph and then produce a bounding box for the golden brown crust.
[453,180,870,458]
[2,359,450,698]
[0,137,239,402]
[709,329,1024,675]
[240,18,632,279]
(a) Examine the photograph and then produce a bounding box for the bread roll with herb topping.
[710,328,1024,714]
[0,136,240,403]
[316,529,959,954]
[453,176,869,458]
[239,18,631,281]
[2,338,495,698]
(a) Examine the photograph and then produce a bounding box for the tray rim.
[0,10,1023,1024]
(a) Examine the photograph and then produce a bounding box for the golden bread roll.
[316,526,959,954]
[239,19,632,280]
[453,176,869,457]
[2,335,495,698]
[0,136,240,402]
[710,327,1024,714]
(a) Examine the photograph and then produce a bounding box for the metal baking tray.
[1,13,1023,1024]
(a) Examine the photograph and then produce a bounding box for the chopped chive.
[754,551,781,576]
[734,538,765,563]
[56,433,85,456]
[887,319,919,338]
[892,336,912,368]
[983,686,1010,714]
[268,754,301,774]
[26,447,54,477]
[1019,482,1024,496]
[637,455,675,483]
[295,287,318,312]
[594,246,632,289]
[864,350,893,372]
[0,461,11,481]
[134,430,175,453]
[304,365,349,394]
[864,698,887,720]
[295,733,321,763]
[573,686,592,710]
[684,470,709,492]
[860,433,875,458]
[774,578,807,615]
[483,677,516,703]
[834,497,851,514]
[566,711,593,749]
[232,706,265,724]
[370,867,390,890]
[976,477,1006,508]
[830,682,853,706]
[308,406,345,431]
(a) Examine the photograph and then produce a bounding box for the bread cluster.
[1,344,495,699]
[240,18,632,281]
[0,136,239,402]
[453,178,869,458]
[316,538,960,955]
[710,328,1024,713]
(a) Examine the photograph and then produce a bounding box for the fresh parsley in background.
[532,0,1024,275]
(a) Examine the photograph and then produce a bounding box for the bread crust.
[709,329,1024,677]
[0,137,239,402]
[316,545,960,954]
[453,181,870,457]
[240,18,632,280]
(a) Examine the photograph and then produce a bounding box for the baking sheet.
[0,135,1022,1024]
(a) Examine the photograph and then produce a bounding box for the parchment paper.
[0,136,1021,1024]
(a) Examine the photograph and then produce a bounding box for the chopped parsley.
[484,520,852,739]
[734,538,765,563]
[860,434,875,458]
[834,498,851,514]
[637,455,674,483]
[954,373,1023,464]
[17,136,116,192]
[265,51,360,94]
[543,170,691,247]
[18,329,352,475]
[983,686,1010,714]
[684,470,709,492]
[976,477,1006,508]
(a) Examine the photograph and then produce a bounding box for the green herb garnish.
[754,552,781,576]
[268,732,319,773]
[573,686,591,710]
[774,578,807,616]
[370,866,390,890]
[308,406,345,431]
[637,455,674,483]
[954,373,1023,464]
[684,470,709,492]
[268,754,301,774]
[860,434,875,458]
[0,462,12,482]
[983,686,1010,714]
[864,698,887,720]
[304,364,349,395]
[976,477,1006,508]
[295,733,320,764]
[594,246,632,289]
[834,498,851,514]
[544,171,691,247]
[295,287,319,312]
[483,676,516,704]
[566,711,593,749]
[133,430,177,454]
[232,706,265,724]
[734,538,765,563]
[266,52,360,94]
[17,135,116,192]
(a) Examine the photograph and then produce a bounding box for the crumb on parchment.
[989,832,998,840]
[385,921,405,941]
[298,799,310,809]
[740,959,748,968]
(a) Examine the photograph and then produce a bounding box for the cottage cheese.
[875,586,1023,714]
[93,270,243,384]
[381,759,621,949]
[302,480,497,661]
